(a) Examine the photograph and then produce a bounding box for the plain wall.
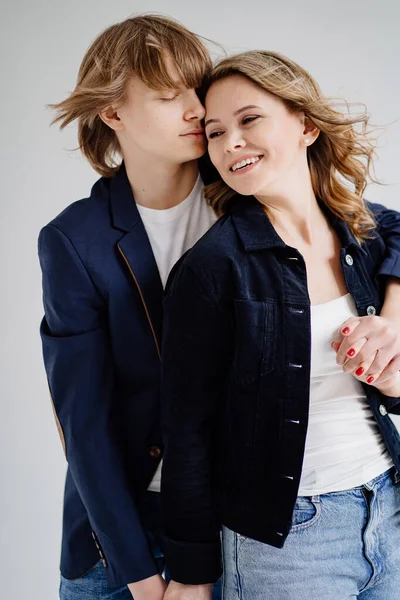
[1,1,399,598]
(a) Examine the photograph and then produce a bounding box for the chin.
[226,180,259,196]
[179,147,206,163]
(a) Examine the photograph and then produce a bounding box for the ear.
[98,106,124,131]
[302,115,320,146]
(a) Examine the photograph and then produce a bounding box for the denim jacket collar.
[231,194,367,256]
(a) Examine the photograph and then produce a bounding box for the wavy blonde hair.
[204,51,379,241]
[49,14,213,177]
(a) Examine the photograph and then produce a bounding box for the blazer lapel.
[110,164,163,359]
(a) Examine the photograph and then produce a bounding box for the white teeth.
[231,156,261,172]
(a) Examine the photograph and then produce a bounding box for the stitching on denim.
[290,499,322,533]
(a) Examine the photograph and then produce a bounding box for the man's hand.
[128,573,167,600]
[164,580,213,600]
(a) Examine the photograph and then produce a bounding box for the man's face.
[115,61,207,165]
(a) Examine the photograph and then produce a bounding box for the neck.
[255,169,326,246]
[123,151,199,210]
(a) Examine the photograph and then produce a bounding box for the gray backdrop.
[1,1,399,598]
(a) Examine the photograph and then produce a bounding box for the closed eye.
[160,94,180,102]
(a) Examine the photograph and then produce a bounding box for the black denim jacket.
[161,196,400,585]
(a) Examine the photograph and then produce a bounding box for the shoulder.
[185,213,238,275]
[40,176,112,243]
[166,214,238,302]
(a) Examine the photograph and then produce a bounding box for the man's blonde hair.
[204,51,379,242]
[50,15,213,177]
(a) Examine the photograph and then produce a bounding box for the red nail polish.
[367,376,374,384]
[347,348,356,357]
[342,327,350,335]
[355,367,364,377]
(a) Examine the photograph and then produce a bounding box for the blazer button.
[149,445,162,458]
[345,254,354,266]
[367,305,376,316]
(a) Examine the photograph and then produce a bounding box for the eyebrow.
[204,105,262,128]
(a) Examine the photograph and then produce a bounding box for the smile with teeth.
[230,156,263,172]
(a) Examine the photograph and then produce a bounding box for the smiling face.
[205,74,311,198]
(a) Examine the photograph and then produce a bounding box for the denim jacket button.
[367,305,376,316]
[345,254,354,266]
[379,404,388,416]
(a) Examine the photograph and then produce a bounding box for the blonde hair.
[204,51,379,241]
[49,14,213,177]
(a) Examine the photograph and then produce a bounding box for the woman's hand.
[127,573,167,600]
[332,315,400,385]
[163,581,213,600]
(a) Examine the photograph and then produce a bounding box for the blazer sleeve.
[39,224,158,588]
[368,201,400,278]
[161,260,231,585]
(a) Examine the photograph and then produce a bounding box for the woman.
[161,51,400,600]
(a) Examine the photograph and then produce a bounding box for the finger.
[349,350,377,380]
[362,343,397,376]
[330,340,341,353]
[337,336,368,367]
[342,337,395,371]
[335,317,381,364]
[341,317,396,357]
[340,316,381,343]
[338,316,361,337]
[371,354,400,384]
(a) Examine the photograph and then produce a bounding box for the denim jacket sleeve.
[368,201,400,279]
[38,224,158,588]
[161,259,231,585]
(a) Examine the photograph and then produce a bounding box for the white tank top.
[298,293,392,496]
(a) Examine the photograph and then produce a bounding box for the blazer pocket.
[233,299,276,386]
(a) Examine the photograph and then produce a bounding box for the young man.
[39,15,219,600]
[39,13,400,600]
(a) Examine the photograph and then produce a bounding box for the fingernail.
[347,348,356,357]
[367,376,374,384]
[342,327,350,335]
[355,367,364,377]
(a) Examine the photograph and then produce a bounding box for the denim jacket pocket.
[233,299,276,387]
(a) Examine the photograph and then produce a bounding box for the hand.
[332,315,400,385]
[128,574,167,600]
[164,580,213,600]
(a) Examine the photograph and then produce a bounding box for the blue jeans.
[222,468,400,599]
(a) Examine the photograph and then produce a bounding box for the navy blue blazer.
[39,160,400,587]
[161,196,400,585]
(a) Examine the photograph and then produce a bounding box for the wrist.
[128,573,166,599]
[381,278,400,325]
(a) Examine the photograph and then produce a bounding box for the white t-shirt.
[298,293,392,496]
[136,174,218,492]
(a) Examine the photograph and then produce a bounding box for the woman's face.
[205,74,309,198]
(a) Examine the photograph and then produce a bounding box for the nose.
[183,89,206,121]
[224,130,246,153]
